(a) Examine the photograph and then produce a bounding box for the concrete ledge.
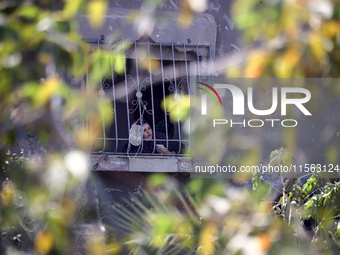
[91,154,191,172]
[91,154,129,171]
[130,157,178,172]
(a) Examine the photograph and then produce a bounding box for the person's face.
[143,123,152,139]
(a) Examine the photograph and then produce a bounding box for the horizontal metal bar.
[95,138,189,142]
[87,43,209,61]
[83,38,210,48]
[92,152,187,158]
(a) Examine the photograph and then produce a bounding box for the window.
[85,37,212,158]
[77,9,217,171]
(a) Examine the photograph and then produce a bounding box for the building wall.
[99,0,238,57]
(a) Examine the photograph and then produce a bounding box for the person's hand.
[156,146,175,154]
[156,146,168,154]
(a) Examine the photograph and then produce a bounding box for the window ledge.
[91,154,191,172]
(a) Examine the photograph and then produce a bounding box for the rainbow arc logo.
[197,82,222,106]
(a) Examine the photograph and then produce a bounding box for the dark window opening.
[86,40,212,156]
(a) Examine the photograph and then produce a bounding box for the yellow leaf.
[274,48,300,77]
[245,50,269,78]
[105,242,122,255]
[281,1,304,39]
[199,221,217,255]
[88,235,106,255]
[35,76,61,106]
[321,21,340,38]
[0,182,15,206]
[258,234,271,252]
[35,230,54,254]
[178,10,193,28]
[38,52,52,64]
[73,126,99,150]
[87,0,108,28]
[178,0,193,28]
[226,65,242,78]
[309,32,327,63]
[162,94,190,122]
[140,56,160,72]
[64,0,83,19]
[284,47,300,67]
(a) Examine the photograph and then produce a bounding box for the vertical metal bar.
[196,43,201,81]
[171,43,178,95]
[84,42,89,121]
[84,41,91,149]
[208,44,214,85]
[147,41,156,154]
[98,40,106,152]
[195,43,202,154]
[110,46,118,153]
[81,73,85,143]
[123,42,131,153]
[184,43,190,95]
[184,43,190,154]
[195,44,202,154]
[134,41,141,93]
[134,41,143,153]
[171,43,181,154]
[160,42,169,152]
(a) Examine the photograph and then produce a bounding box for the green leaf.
[17,6,40,19]
[188,178,203,191]
[147,173,168,188]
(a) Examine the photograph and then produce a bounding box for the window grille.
[84,37,213,157]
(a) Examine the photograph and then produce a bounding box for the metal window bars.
[84,37,212,157]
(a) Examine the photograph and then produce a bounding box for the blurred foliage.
[102,172,340,254]
[162,94,190,122]
[113,1,340,254]
[272,173,340,254]
[0,0,123,254]
[0,0,340,254]
[178,0,208,28]
[231,0,340,78]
